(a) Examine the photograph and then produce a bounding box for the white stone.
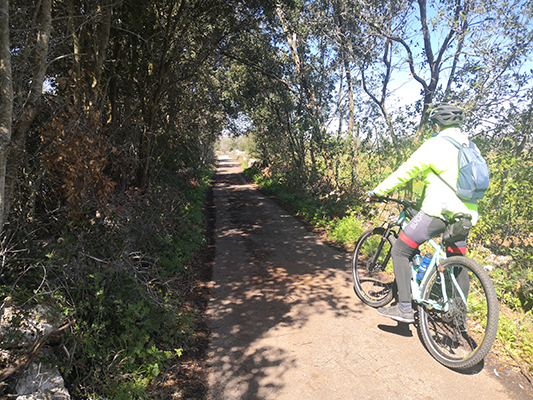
[15,363,70,400]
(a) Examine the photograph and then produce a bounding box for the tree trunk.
[275,2,327,175]
[93,1,113,89]
[0,0,13,232]
[361,36,402,161]
[336,62,344,137]
[4,0,52,223]
[67,0,113,104]
[345,59,355,137]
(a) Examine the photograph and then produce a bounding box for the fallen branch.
[0,319,75,383]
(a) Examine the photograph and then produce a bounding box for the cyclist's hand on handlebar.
[366,190,378,202]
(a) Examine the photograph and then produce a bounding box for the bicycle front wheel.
[352,227,396,308]
[418,256,499,369]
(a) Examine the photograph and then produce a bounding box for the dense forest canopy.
[0,0,532,229]
[1,0,533,397]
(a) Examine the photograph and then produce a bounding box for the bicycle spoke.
[419,257,498,369]
[423,305,478,359]
[352,228,396,307]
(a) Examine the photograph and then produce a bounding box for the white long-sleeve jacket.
[373,127,479,224]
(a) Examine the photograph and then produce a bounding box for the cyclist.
[369,103,477,323]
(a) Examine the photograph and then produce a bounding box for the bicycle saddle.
[449,212,472,222]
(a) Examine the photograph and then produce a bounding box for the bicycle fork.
[369,226,397,271]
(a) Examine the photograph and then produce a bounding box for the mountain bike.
[352,196,499,369]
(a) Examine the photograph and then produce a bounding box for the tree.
[5,0,52,224]
[0,0,13,231]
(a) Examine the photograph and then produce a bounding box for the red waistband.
[399,232,419,249]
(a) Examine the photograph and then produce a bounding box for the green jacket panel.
[373,127,479,224]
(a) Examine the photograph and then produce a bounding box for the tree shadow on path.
[206,158,360,399]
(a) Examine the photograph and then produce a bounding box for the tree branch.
[0,320,75,383]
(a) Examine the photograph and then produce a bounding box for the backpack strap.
[429,135,463,196]
[441,135,464,149]
[430,167,456,194]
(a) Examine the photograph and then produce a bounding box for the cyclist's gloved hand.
[366,190,376,202]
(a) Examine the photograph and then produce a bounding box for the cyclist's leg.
[445,239,470,298]
[445,241,467,256]
[378,238,416,322]
[382,212,445,317]
[391,240,415,304]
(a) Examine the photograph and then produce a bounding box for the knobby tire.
[418,257,499,369]
[352,227,396,308]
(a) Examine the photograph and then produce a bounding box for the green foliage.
[472,144,533,260]
[217,135,258,158]
[249,169,321,223]
[467,140,533,321]
[497,310,533,375]
[2,166,214,399]
[67,264,189,398]
[326,210,364,246]
[490,266,533,312]
[489,268,522,310]
[246,166,365,248]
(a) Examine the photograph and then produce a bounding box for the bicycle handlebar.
[370,195,470,224]
[369,195,418,210]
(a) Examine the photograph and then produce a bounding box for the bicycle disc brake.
[366,260,383,273]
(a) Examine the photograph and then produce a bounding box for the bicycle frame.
[393,203,466,313]
[356,196,499,369]
[410,239,448,310]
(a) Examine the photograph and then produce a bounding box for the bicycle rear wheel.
[418,257,499,369]
[352,227,396,308]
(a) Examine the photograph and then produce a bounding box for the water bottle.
[416,254,432,283]
[412,254,422,270]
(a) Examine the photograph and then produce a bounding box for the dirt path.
[206,156,530,400]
